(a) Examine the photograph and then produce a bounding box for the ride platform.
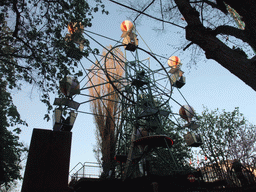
[133,135,173,149]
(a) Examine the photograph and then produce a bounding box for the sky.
[11,0,256,188]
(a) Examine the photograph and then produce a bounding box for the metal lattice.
[72,26,198,181]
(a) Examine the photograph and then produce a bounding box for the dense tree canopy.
[196,107,256,169]
[0,78,28,190]
[1,0,108,115]
[0,0,108,189]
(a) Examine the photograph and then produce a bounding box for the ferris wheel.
[53,20,203,180]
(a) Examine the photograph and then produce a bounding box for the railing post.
[69,162,102,180]
[83,164,85,178]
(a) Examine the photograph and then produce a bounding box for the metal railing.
[198,161,256,188]
[69,162,102,181]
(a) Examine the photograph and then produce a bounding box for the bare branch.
[108,0,185,29]
[159,0,164,29]
[133,0,155,23]
[214,25,250,44]
[203,0,228,14]
[183,42,194,51]
[174,0,256,91]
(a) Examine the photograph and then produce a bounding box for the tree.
[0,0,108,119]
[0,78,28,190]
[89,46,124,178]
[229,125,256,167]
[196,107,256,179]
[0,0,107,188]
[110,0,256,91]
[152,117,193,175]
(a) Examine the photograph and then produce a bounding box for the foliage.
[196,107,256,167]
[89,46,124,177]
[0,78,28,190]
[115,101,192,177]
[165,119,192,165]
[0,0,108,120]
[155,117,193,174]
[0,0,108,188]
[153,101,192,171]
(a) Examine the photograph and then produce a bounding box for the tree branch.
[13,0,21,37]
[0,58,32,71]
[183,42,193,51]
[214,25,249,44]
[133,0,155,23]
[108,0,185,29]
[174,0,256,91]
[203,0,228,14]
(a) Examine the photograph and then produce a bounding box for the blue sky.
[12,0,256,186]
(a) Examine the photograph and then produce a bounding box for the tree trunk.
[175,0,256,91]
[101,112,116,178]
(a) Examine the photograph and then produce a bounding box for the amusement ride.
[52,19,203,181]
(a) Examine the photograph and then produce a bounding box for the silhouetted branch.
[133,0,155,23]
[12,0,20,37]
[214,25,249,44]
[108,0,185,29]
